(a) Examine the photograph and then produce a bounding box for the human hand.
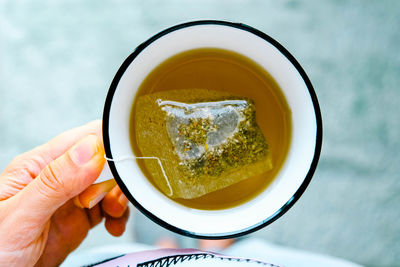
[0,120,129,267]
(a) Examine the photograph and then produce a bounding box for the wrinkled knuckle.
[25,155,48,176]
[39,162,66,197]
[9,152,49,178]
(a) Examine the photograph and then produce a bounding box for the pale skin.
[0,120,129,267]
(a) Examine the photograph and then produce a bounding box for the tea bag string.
[104,155,173,197]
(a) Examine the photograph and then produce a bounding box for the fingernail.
[70,135,99,166]
[118,193,129,207]
[88,192,107,209]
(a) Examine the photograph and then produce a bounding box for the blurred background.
[1,0,399,266]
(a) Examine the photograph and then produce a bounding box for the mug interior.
[103,21,321,238]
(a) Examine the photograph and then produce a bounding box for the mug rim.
[103,20,323,239]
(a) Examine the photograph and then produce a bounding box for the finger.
[11,134,105,225]
[35,201,93,267]
[73,179,116,209]
[101,185,129,218]
[105,208,130,237]
[0,120,102,200]
[86,204,103,228]
[30,120,103,168]
[1,120,102,179]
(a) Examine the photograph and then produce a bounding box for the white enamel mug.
[101,20,322,239]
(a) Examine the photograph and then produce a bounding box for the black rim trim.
[102,20,323,239]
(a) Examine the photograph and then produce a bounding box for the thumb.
[13,135,105,224]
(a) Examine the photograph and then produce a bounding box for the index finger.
[3,120,102,179]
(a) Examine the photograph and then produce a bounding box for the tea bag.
[135,89,272,199]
